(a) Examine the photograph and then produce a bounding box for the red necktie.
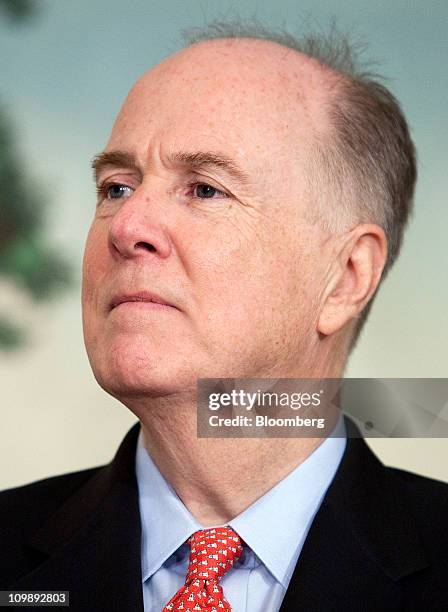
[162,526,243,611]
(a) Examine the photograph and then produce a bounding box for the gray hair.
[180,20,417,350]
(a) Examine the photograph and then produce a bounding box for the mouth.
[109,291,177,311]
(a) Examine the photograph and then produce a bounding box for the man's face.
[82,39,333,400]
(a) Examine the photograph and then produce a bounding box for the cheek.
[81,224,111,336]
[82,224,109,296]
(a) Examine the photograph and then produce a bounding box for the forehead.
[107,39,333,175]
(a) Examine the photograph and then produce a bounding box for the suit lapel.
[280,417,428,610]
[11,423,144,612]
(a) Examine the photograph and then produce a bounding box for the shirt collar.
[136,414,346,588]
[135,433,202,581]
[229,414,346,587]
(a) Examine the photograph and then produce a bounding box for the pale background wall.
[0,0,447,490]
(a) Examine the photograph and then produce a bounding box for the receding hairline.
[166,34,343,92]
[150,35,344,157]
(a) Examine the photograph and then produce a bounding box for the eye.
[97,182,134,201]
[106,183,134,200]
[191,183,228,199]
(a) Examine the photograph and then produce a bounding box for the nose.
[108,188,172,261]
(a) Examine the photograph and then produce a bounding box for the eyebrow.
[91,149,251,186]
[91,151,139,183]
[167,150,251,186]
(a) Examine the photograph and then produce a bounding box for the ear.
[317,224,388,336]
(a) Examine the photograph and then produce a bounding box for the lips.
[109,291,176,311]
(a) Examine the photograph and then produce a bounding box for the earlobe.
[318,304,351,337]
[317,224,387,337]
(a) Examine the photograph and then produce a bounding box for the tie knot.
[186,526,243,584]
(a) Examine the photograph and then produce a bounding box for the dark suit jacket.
[1,418,447,611]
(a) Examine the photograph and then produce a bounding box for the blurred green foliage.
[0,0,35,21]
[0,1,73,350]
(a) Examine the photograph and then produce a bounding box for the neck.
[126,353,345,527]
[141,404,325,526]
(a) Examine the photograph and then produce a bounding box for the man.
[1,23,447,611]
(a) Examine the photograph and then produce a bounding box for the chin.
[91,343,200,400]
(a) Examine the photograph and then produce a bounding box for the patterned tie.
[162,526,243,611]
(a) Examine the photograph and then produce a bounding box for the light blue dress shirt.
[135,416,346,612]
